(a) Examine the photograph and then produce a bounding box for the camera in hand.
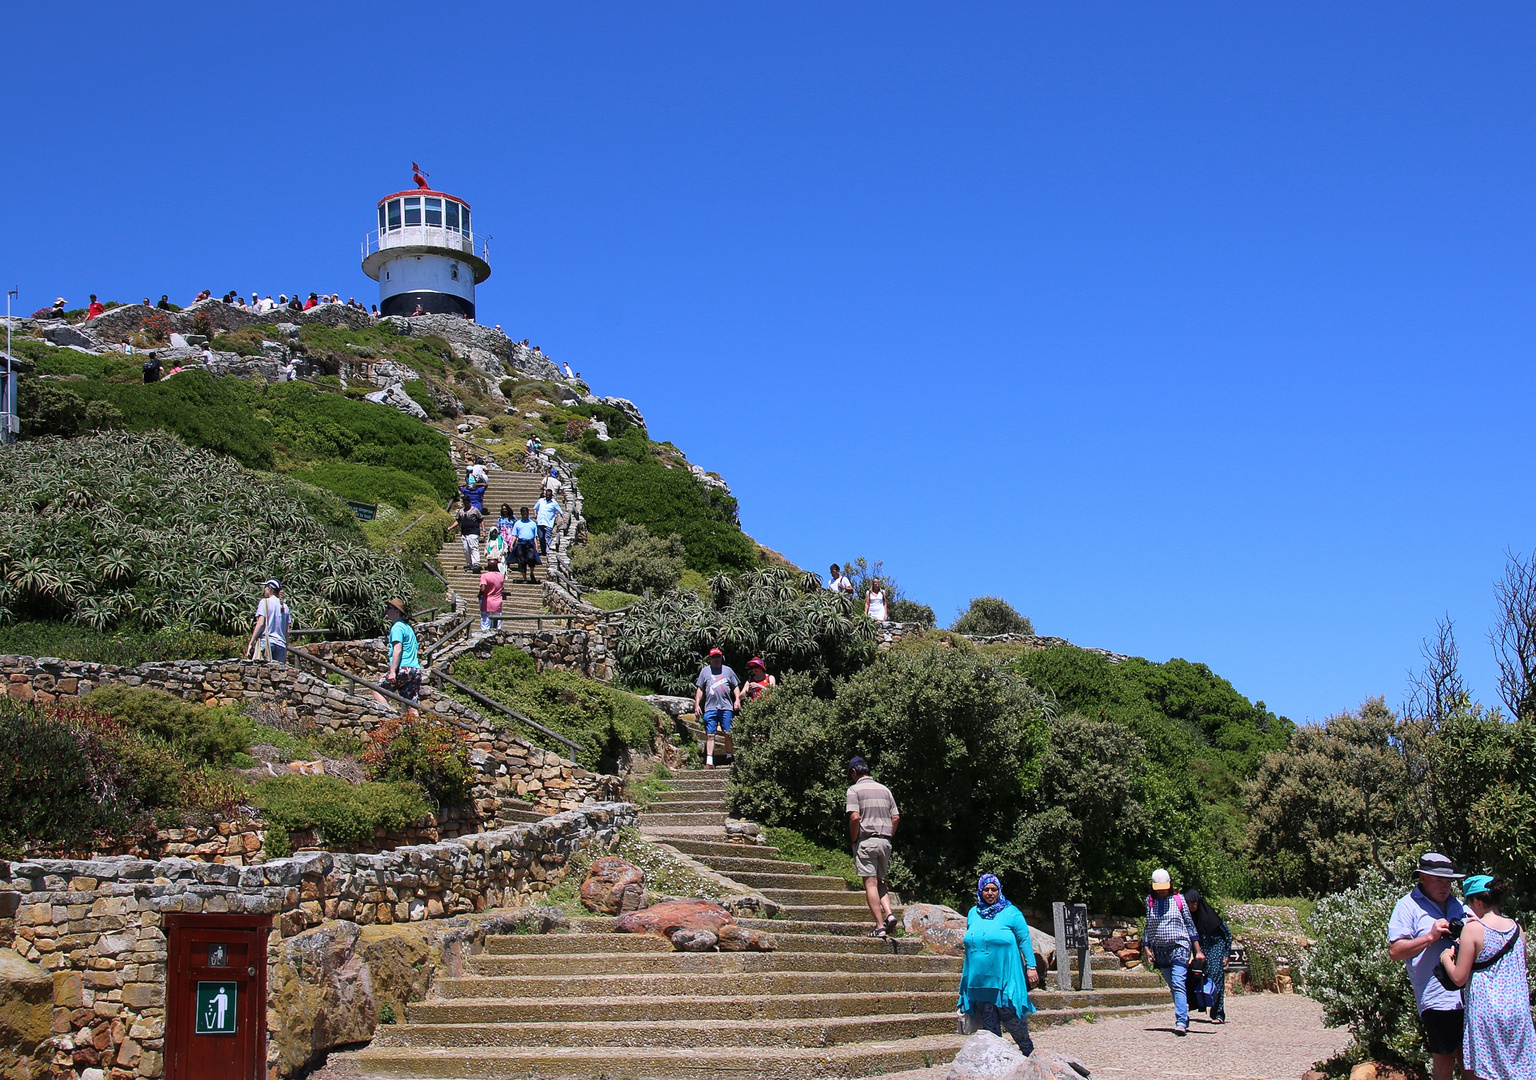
[1447,920,1466,938]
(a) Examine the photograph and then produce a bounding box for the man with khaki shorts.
[846,756,900,938]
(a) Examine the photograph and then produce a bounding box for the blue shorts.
[703,709,733,734]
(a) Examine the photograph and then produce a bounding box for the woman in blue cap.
[1440,874,1536,1080]
[957,874,1039,1055]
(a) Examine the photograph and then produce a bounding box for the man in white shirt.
[1388,852,1468,1080]
[246,579,290,662]
[533,492,563,555]
[828,563,855,596]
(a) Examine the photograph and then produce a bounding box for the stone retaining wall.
[0,802,634,1080]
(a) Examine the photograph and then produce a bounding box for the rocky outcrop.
[83,300,372,344]
[947,1031,1090,1080]
[601,396,646,431]
[268,908,569,1079]
[42,323,102,350]
[614,900,735,939]
[381,315,563,383]
[579,857,646,915]
[0,949,51,1079]
[364,383,430,420]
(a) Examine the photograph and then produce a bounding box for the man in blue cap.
[1388,852,1468,1080]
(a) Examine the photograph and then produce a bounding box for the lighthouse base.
[381,291,475,319]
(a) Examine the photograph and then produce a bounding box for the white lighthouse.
[362,166,490,318]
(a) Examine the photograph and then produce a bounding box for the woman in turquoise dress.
[957,874,1039,1054]
[1440,875,1536,1080]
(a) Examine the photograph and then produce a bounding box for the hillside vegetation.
[0,431,407,638]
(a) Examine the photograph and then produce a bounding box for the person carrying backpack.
[1142,868,1204,1035]
[142,352,163,384]
[246,579,290,663]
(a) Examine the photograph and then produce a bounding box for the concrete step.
[717,871,851,891]
[483,934,674,955]
[659,838,783,860]
[432,970,957,999]
[738,918,890,937]
[636,811,728,827]
[757,889,866,907]
[770,904,901,923]
[406,990,958,1025]
[372,1012,958,1050]
[686,855,818,876]
[641,798,726,813]
[464,952,962,977]
[355,1035,969,1080]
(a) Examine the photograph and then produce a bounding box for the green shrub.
[577,461,755,574]
[0,622,245,665]
[254,775,430,857]
[581,589,642,610]
[286,462,442,510]
[951,596,1034,636]
[1304,873,1423,1066]
[448,647,660,772]
[209,326,277,356]
[85,686,253,768]
[764,826,863,890]
[16,382,124,438]
[361,713,472,806]
[889,599,936,627]
[729,646,1050,909]
[0,431,409,638]
[615,567,878,696]
[571,521,685,595]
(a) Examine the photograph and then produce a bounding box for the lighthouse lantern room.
[362,166,490,319]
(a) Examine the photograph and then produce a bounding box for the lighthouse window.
[425,198,443,227]
[386,200,401,231]
[461,206,471,234]
[377,205,386,232]
[451,263,460,281]
[403,197,421,226]
[445,201,460,231]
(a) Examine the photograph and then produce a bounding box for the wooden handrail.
[289,647,447,721]
[432,669,584,754]
[425,615,474,660]
[421,559,448,585]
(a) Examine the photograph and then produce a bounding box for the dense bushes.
[0,431,409,637]
[577,461,755,574]
[729,646,1050,909]
[570,521,685,595]
[13,340,457,498]
[0,690,253,855]
[614,567,879,696]
[362,713,472,806]
[952,596,1034,636]
[448,646,660,772]
[285,462,442,510]
[0,622,245,665]
[254,776,430,858]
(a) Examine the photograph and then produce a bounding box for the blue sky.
[6,3,1535,723]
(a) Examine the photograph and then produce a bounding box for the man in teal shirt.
[383,598,422,704]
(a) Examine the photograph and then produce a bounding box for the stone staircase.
[437,469,552,617]
[357,768,1168,1079]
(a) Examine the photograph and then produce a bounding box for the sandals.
[868,929,887,939]
[884,914,898,935]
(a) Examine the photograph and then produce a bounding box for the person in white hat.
[1141,868,1204,1035]
[1388,852,1468,1080]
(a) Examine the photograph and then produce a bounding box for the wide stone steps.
[484,933,673,954]
[354,1037,970,1080]
[373,1012,959,1050]
[464,952,961,976]
[403,989,959,1025]
[757,889,867,907]
[637,810,729,827]
[436,471,554,616]
[689,855,818,876]
[649,837,779,860]
[722,871,851,890]
[642,797,727,813]
[432,970,956,999]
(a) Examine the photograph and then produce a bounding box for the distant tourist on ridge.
[49,297,66,318]
[845,756,899,938]
[828,563,854,596]
[694,648,739,769]
[85,294,104,320]
[141,352,162,384]
[156,295,173,310]
[864,581,888,621]
[957,873,1038,1054]
[1142,868,1204,1036]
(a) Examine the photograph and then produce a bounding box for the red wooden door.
[164,914,271,1080]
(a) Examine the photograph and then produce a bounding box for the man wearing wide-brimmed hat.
[1388,852,1468,1080]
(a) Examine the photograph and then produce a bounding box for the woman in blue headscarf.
[957,873,1039,1054]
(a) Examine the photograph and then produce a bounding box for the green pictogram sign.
[194,981,237,1035]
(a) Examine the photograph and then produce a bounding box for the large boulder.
[716,924,777,952]
[0,948,53,1078]
[615,900,735,939]
[601,396,646,431]
[946,1032,1090,1080]
[43,323,102,350]
[904,903,965,935]
[580,856,646,915]
[364,383,430,420]
[922,926,967,956]
[670,928,718,952]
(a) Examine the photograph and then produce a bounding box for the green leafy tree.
[952,596,1034,636]
[615,567,878,695]
[729,644,1051,907]
[571,521,686,595]
[577,461,755,574]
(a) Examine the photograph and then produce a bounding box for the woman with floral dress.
[1441,875,1536,1080]
[1182,888,1232,1025]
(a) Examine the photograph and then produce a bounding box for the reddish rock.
[615,900,734,938]
[579,857,645,915]
[717,924,776,952]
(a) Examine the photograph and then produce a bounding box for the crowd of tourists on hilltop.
[44,290,380,320]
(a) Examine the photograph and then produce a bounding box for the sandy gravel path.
[880,993,1348,1080]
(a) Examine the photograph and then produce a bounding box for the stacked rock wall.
[0,802,633,1080]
